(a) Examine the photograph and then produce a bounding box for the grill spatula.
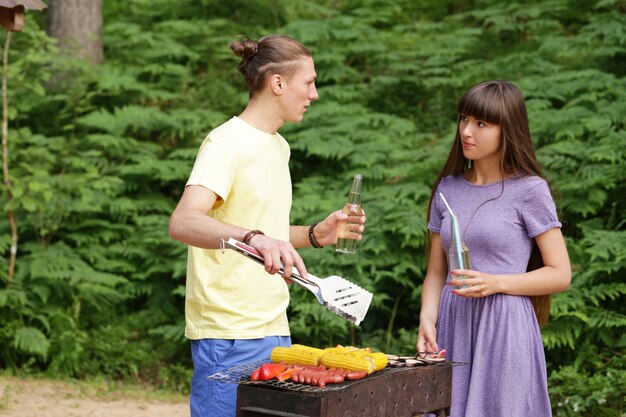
[222,238,373,325]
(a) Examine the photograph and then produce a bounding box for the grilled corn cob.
[270,345,323,366]
[290,344,324,354]
[320,352,375,374]
[323,347,351,354]
[349,349,374,358]
[369,352,388,371]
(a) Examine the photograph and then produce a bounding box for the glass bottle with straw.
[439,193,471,287]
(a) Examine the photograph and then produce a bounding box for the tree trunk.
[47,0,103,64]
[1,31,18,284]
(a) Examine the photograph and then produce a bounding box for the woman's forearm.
[420,273,446,324]
[499,228,571,296]
[497,265,571,296]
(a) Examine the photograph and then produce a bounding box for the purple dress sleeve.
[428,187,444,233]
[521,180,562,238]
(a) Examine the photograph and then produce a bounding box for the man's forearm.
[289,225,312,249]
[170,210,249,249]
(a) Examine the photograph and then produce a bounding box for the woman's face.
[279,56,318,123]
[458,114,502,164]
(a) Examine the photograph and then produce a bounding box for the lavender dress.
[426,175,561,417]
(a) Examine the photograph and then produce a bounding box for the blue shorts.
[190,336,291,417]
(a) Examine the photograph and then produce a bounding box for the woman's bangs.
[456,85,504,124]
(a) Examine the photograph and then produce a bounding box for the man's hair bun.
[230,39,258,58]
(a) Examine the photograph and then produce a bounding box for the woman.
[417,80,571,417]
[169,35,365,417]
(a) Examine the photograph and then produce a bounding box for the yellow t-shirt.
[184,116,292,339]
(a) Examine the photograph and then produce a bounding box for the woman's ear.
[270,74,284,95]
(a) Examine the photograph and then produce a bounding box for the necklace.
[461,176,506,238]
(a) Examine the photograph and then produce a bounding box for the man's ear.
[270,74,284,95]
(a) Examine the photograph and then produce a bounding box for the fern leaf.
[13,327,49,359]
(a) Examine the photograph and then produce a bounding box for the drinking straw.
[439,192,454,217]
[439,193,466,272]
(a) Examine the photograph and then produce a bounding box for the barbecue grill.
[214,360,454,417]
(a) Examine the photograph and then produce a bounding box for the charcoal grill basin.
[236,363,453,417]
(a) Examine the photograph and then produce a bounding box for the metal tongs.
[222,238,373,325]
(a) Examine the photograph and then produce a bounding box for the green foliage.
[0,0,623,414]
[549,349,625,417]
[13,327,49,359]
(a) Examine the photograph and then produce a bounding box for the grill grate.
[208,357,456,393]
[206,358,270,384]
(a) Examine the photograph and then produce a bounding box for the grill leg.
[436,408,450,417]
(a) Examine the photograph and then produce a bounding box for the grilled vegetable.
[270,344,387,376]
[322,347,351,354]
[277,367,297,382]
[325,345,371,353]
[271,345,323,366]
[291,344,325,354]
[370,352,389,371]
[259,363,287,380]
[320,352,375,374]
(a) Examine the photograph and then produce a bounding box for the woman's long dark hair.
[426,80,552,326]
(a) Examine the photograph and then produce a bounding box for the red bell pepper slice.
[277,367,297,382]
[259,363,287,380]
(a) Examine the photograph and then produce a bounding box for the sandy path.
[0,376,189,417]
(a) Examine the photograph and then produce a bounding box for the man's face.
[279,56,318,124]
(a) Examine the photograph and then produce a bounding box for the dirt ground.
[0,376,189,417]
